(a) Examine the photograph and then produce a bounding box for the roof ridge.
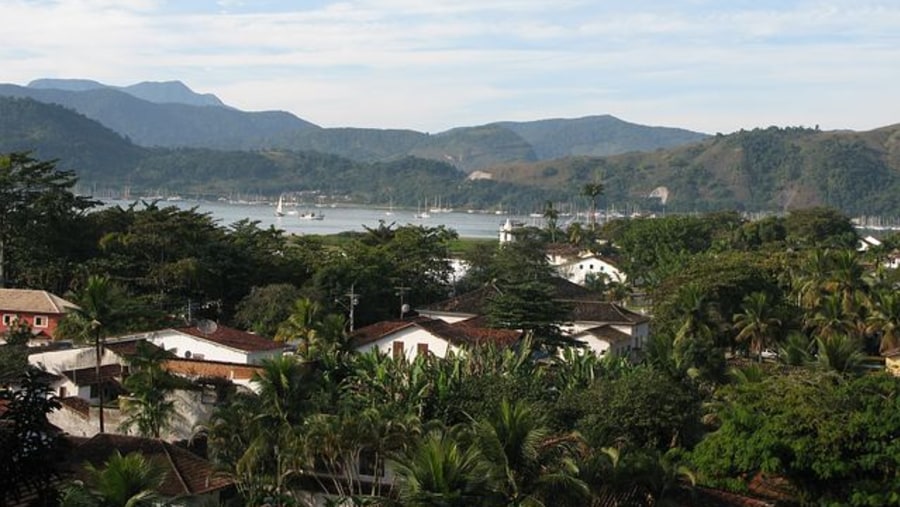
[159,440,193,494]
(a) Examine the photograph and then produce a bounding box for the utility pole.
[345,284,360,331]
[395,286,411,319]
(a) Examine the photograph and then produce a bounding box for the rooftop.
[66,433,233,497]
[0,288,79,314]
[173,324,284,353]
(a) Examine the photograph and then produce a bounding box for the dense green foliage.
[5,152,900,506]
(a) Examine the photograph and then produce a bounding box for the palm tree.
[581,183,604,230]
[471,399,589,506]
[60,451,165,507]
[252,355,315,426]
[816,334,864,375]
[732,292,782,362]
[119,342,180,438]
[56,275,122,433]
[807,292,856,340]
[866,290,900,354]
[274,297,322,345]
[391,429,497,507]
[673,285,715,350]
[824,249,866,314]
[543,200,560,243]
[777,331,814,366]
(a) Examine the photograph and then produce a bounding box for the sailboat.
[415,199,431,219]
[385,197,394,216]
[274,195,285,217]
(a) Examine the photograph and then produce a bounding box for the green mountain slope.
[0,97,565,210]
[0,84,319,149]
[0,96,146,179]
[2,79,708,172]
[28,78,227,107]
[496,115,709,159]
[482,125,900,215]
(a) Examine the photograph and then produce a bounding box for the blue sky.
[3,0,899,134]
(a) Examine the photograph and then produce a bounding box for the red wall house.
[0,289,79,340]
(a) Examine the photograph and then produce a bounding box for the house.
[0,288,79,340]
[111,323,284,365]
[858,235,882,252]
[417,278,649,357]
[351,315,520,361]
[64,433,235,505]
[551,250,626,286]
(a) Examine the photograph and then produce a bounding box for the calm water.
[104,199,534,239]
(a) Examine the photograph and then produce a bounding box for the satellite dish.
[196,319,218,336]
[401,303,410,315]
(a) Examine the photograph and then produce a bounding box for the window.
[2,314,16,326]
[33,315,48,328]
[417,343,429,356]
[392,341,405,359]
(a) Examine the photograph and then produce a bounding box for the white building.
[351,316,520,361]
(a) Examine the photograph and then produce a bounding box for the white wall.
[356,327,459,360]
[143,331,251,364]
[557,256,625,285]
[29,346,120,374]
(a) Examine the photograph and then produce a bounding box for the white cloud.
[1,0,899,133]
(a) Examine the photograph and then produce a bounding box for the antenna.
[196,319,218,336]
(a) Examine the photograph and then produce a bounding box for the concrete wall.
[50,389,217,441]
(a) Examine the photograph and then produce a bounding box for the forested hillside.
[4,94,900,215]
[484,125,900,215]
[1,79,707,171]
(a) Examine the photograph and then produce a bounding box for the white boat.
[274,195,285,217]
[385,197,394,216]
[299,211,324,221]
[415,199,431,219]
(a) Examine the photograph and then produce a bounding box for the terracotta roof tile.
[350,316,521,349]
[174,324,283,352]
[568,300,650,324]
[162,358,263,381]
[0,289,79,314]
[420,278,629,320]
[104,339,165,358]
[67,434,233,496]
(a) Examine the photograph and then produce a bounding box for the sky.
[2,0,899,134]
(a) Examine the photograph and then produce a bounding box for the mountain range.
[2,79,899,216]
[0,79,706,172]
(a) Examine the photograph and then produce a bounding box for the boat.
[299,211,324,221]
[415,199,431,219]
[385,197,394,216]
[274,195,285,217]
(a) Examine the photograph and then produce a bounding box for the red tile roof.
[0,288,79,314]
[568,300,650,324]
[67,434,233,497]
[174,324,283,352]
[104,339,165,358]
[350,316,521,349]
[162,358,263,381]
[420,279,647,325]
